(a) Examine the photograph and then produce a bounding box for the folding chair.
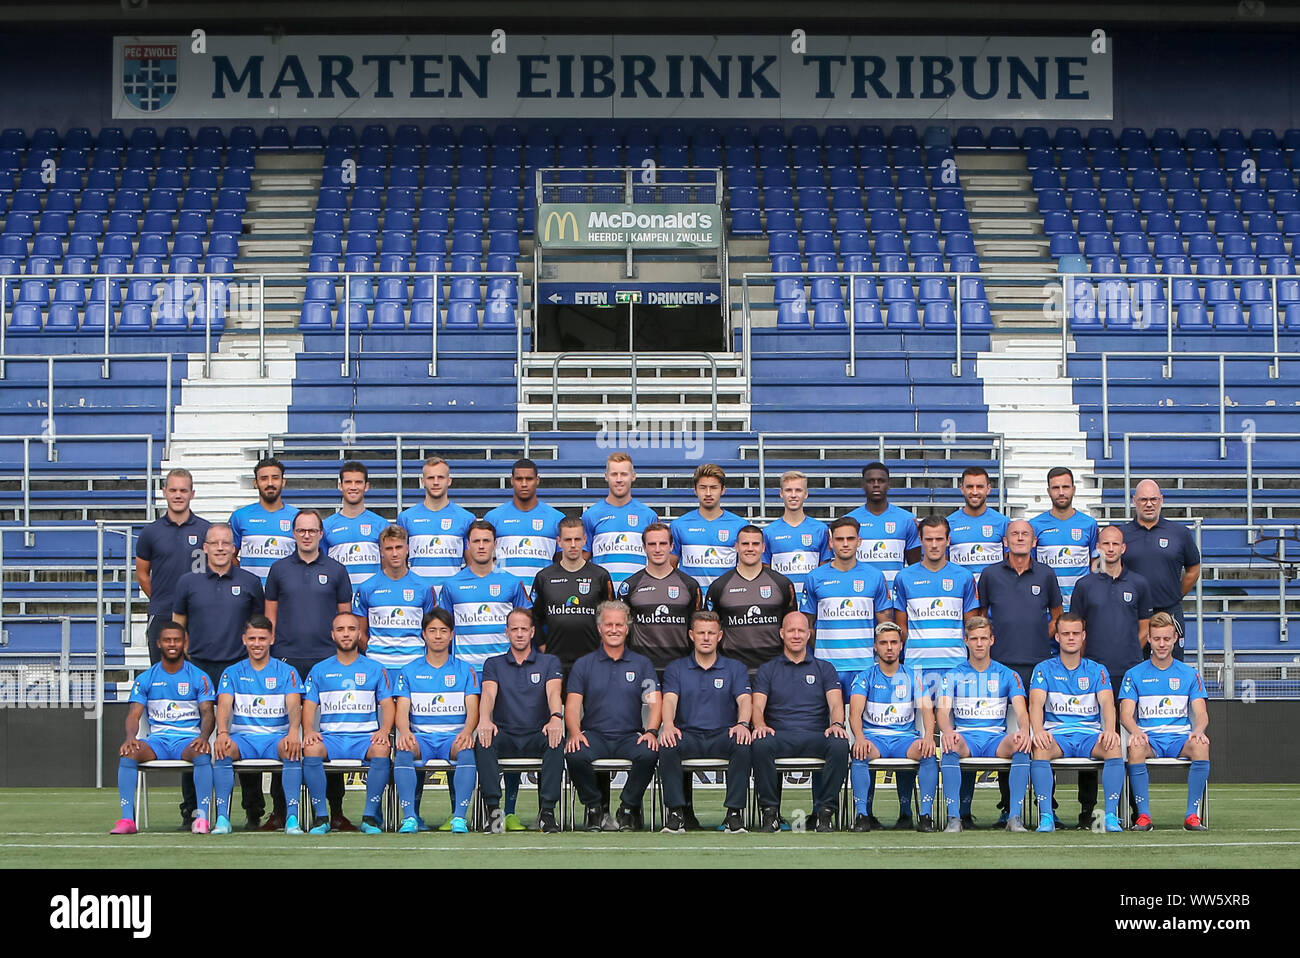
[474,756,566,831]
[566,758,636,831]
[651,757,731,831]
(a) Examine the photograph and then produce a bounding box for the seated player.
[111,622,216,834]
[1120,612,1210,832]
[936,617,1032,833]
[301,613,394,835]
[394,608,480,834]
[211,615,305,835]
[1028,612,1124,833]
[848,622,939,833]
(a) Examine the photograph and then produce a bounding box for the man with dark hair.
[1120,480,1201,657]
[947,466,1009,585]
[352,524,435,673]
[136,467,210,665]
[532,515,614,675]
[705,525,798,673]
[437,520,533,673]
[847,461,921,590]
[486,458,566,592]
[619,521,703,672]
[1030,466,1099,611]
[323,460,387,587]
[230,457,298,584]
[658,610,753,834]
[670,463,748,588]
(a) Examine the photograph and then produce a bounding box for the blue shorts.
[959,730,1008,758]
[143,734,192,761]
[1054,730,1100,758]
[229,732,283,761]
[407,732,457,763]
[862,733,917,759]
[320,732,376,763]
[838,673,856,701]
[1142,732,1190,759]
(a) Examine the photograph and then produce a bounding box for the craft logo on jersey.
[884,521,896,534]
[714,676,725,688]
[489,583,501,598]
[1071,527,1082,541]
[360,524,372,536]
[578,580,591,595]
[1159,537,1169,549]
[122,43,178,112]
[1169,677,1181,691]
[759,585,772,599]
[187,534,198,546]
[176,682,189,696]
[1078,676,1090,690]
[667,585,679,600]
[625,671,636,682]
[444,674,457,688]
[231,584,241,596]
[1031,584,1041,595]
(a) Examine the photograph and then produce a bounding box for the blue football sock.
[304,756,328,818]
[917,757,938,815]
[117,757,139,821]
[503,773,521,815]
[283,759,302,821]
[895,769,917,817]
[413,769,427,818]
[1128,762,1151,816]
[1102,758,1124,818]
[850,760,872,816]
[958,770,976,817]
[940,751,962,818]
[453,750,476,820]
[1008,752,1030,818]
[1031,759,1054,814]
[192,754,213,822]
[394,751,417,820]
[364,756,390,820]
[863,773,875,816]
[1187,761,1210,819]
[213,757,234,821]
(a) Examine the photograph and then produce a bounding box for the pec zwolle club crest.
[1169,677,1180,691]
[123,43,178,113]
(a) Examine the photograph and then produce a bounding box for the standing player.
[890,515,980,825]
[1120,480,1201,657]
[398,456,476,600]
[1028,612,1125,833]
[301,613,394,835]
[936,618,1032,833]
[1120,613,1211,831]
[670,463,748,589]
[211,615,305,835]
[110,622,216,834]
[705,526,799,673]
[619,522,703,672]
[394,608,480,834]
[352,525,436,673]
[136,467,210,664]
[532,515,614,674]
[847,462,921,590]
[229,457,298,585]
[581,452,659,586]
[848,622,940,832]
[437,520,533,673]
[762,470,831,599]
[485,458,566,591]
[947,467,1010,585]
[1029,466,1099,610]
[323,460,387,587]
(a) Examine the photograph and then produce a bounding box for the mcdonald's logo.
[542,209,580,243]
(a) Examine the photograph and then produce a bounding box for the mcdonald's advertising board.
[537,204,723,249]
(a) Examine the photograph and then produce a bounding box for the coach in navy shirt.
[565,600,661,832]
[476,607,565,832]
[657,610,753,833]
[136,468,210,664]
[264,509,353,678]
[977,519,1063,688]
[751,611,850,833]
[1121,480,1200,655]
[1070,525,1154,686]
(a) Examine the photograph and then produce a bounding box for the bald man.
[1120,481,1200,660]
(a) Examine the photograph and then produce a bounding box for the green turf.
[3,782,1296,868]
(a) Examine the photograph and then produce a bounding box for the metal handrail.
[547,351,719,430]
[753,431,1007,516]
[1095,351,1300,458]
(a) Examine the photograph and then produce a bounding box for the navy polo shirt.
[172,566,265,661]
[662,652,751,734]
[1070,567,1154,679]
[753,652,839,733]
[481,647,563,735]
[264,551,353,660]
[1120,518,1200,614]
[977,558,1062,667]
[137,512,211,615]
[568,645,658,736]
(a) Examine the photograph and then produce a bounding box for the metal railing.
[535,167,724,205]
[1096,352,1300,458]
[547,351,720,429]
[752,432,1007,516]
